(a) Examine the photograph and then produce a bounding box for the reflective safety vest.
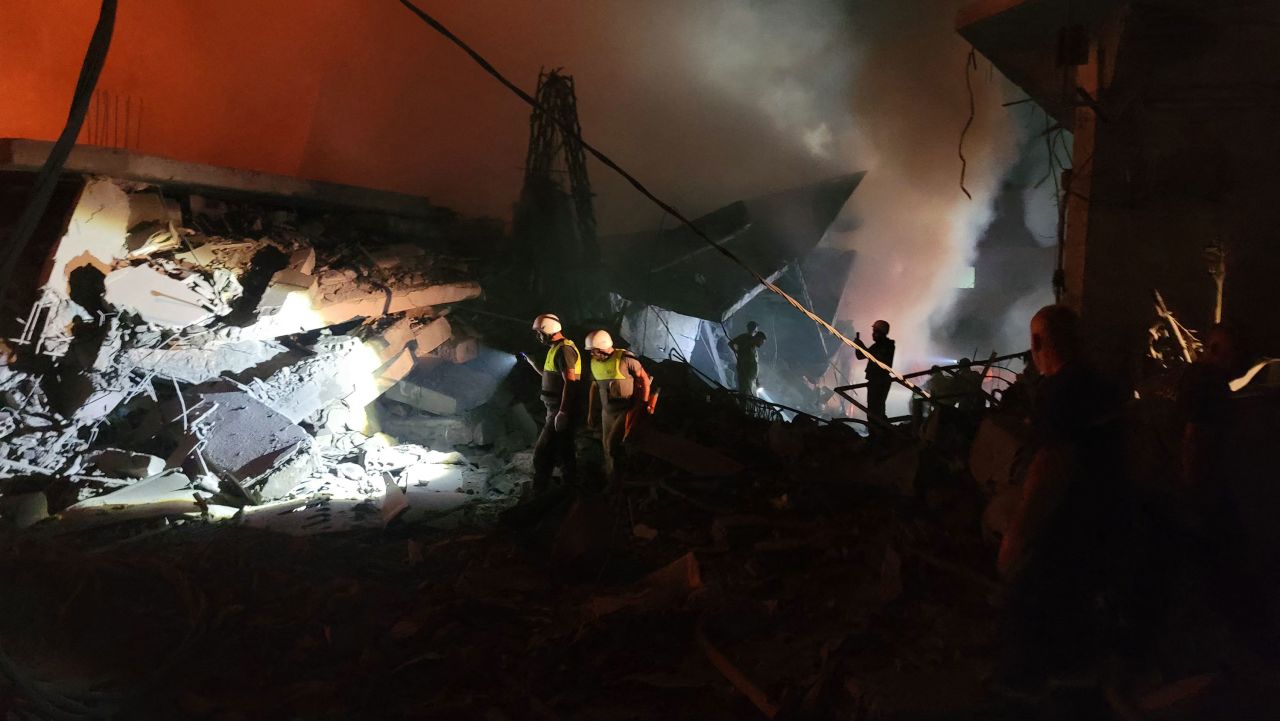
[544,339,581,375]
[590,349,630,381]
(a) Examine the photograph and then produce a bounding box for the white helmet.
[532,313,562,335]
[584,329,613,352]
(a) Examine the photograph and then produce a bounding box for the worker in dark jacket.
[729,321,767,397]
[855,320,896,437]
[529,313,580,495]
[584,329,650,488]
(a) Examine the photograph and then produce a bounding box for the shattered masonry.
[0,174,511,534]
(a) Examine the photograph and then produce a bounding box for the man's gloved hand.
[554,410,569,432]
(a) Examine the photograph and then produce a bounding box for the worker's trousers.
[736,363,758,397]
[532,398,576,492]
[601,403,629,483]
[866,377,891,440]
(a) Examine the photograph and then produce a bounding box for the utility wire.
[958,48,978,200]
[0,0,118,297]
[396,0,930,400]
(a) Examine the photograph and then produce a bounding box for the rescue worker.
[584,329,650,489]
[530,313,580,495]
[855,320,895,439]
[729,321,767,396]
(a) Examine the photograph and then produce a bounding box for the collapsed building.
[604,174,863,414]
[2,1,1280,719]
[0,140,539,535]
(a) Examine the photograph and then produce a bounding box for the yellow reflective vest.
[544,339,581,375]
[590,349,629,381]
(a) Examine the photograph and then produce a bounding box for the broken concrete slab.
[188,388,312,486]
[126,190,183,230]
[314,276,480,322]
[43,177,130,294]
[173,239,263,274]
[68,469,201,511]
[122,338,290,385]
[257,268,318,317]
[104,264,216,328]
[375,413,475,450]
[288,247,316,275]
[429,337,479,365]
[89,448,165,479]
[384,353,498,417]
[399,491,473,524]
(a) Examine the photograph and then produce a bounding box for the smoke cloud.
[825,2,1019,380]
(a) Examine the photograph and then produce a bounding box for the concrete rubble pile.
[0,177,529,535]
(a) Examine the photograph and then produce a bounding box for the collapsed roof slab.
[0,138,449,221]
[602,173,864,322]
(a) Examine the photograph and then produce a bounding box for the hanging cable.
[396,0,930,399]
[958,48,978,200]
[0,0,118,298]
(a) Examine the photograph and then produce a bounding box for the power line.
[395,0,930,400]
[0,0,118,297]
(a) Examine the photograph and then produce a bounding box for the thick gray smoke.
[826,3,1018,379]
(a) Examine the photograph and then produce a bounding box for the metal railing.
[833,351,1029,433]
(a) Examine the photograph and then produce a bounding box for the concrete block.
[89,449,165,479]
[122,339,289,384]
[388,282,480,313]
[402,462,466,492]
[104,264,215,328]
[173,240,261,273]
[191,388,311,483]
[44,178,130,293]
[65,470,200,514]
[289,247,317,275]
[431,337,479,364]
[384,354,498,417]
[270,268,317,291]
[258,269,317,317]
[376,413,474,450]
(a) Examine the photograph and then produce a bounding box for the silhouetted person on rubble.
[997,305,1132,689]
[953,358,986,415]
[730,321,767,397]
[855,320,895,439]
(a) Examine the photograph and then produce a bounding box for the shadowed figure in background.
[729,321,767,397]
[855,320,895,439]
[997,304,1133,690]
